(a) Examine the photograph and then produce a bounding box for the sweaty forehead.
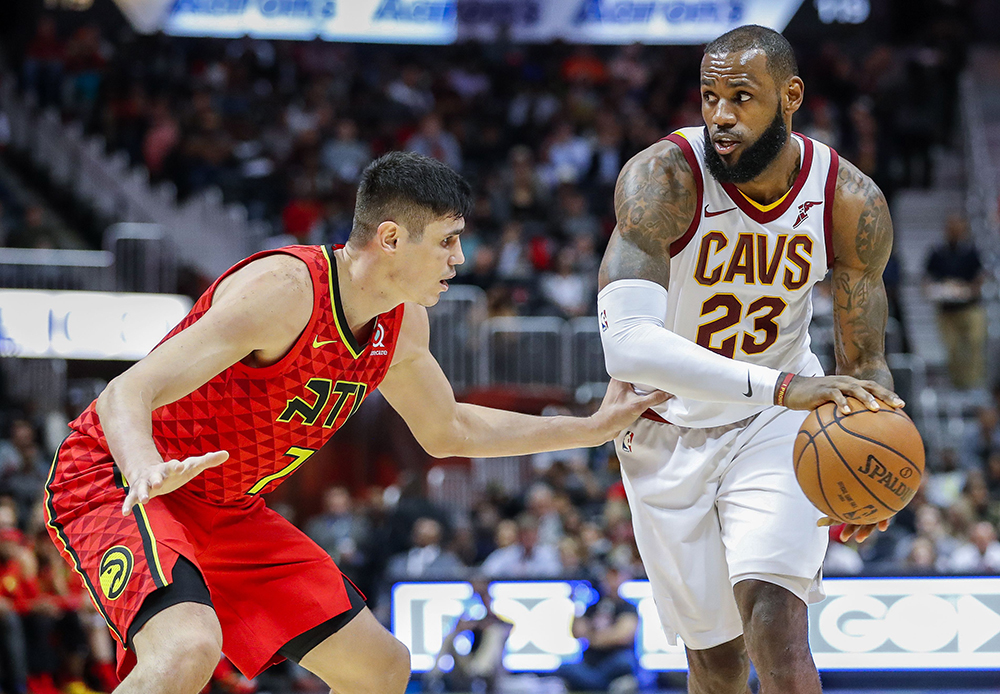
[701,49,770,87]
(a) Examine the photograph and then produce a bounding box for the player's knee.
[738,581,808,651]
[687,641,749,689]
[156,629,223,690]
[381,637,412,693]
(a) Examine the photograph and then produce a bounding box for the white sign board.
[0,290,192,361]
[392,577,1000,672]
[162,0,806,44]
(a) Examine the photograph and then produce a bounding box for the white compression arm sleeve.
[598,279,782,406]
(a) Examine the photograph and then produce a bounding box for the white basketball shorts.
[615,405,829,651]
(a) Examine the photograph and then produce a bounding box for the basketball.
[794,398,925,525]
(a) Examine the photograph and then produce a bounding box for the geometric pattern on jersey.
[45,431,357,680]
[68,245,404,504]
[647,126,839,428]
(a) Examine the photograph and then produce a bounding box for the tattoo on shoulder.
[605,144,695,284]
[836,160,892,269]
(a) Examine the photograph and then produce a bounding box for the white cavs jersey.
[647,126,840,428]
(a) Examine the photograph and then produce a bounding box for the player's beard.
[703,107,788,184]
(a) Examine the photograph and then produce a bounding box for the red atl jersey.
[69,245,404,504]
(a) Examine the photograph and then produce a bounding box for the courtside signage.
[0,290,192,360]
[393,578,1000,671]
[162,0,805,43]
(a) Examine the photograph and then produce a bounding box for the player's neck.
[332,246,398,337]
[731,139,801,207]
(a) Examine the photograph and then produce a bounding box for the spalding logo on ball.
[794,397,925,525]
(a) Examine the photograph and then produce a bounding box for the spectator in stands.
[947,521,1000,573]
[893,504,959,570]
[924,214,986,390]
[305,486,371,578]
[540,121,592,188]
[321,119,372,184]
[901,536,940,573]
[556,566,639,694]
[554,186,601,242]
[0,419,50,528]
[962,405,1000,471]
[386,517,464,581]
[406,113,462,172]
[495,145,550,229]
[524,483,564,548]
[924,447,969,509]
[21,16,64,109]
[480,513,561,578]
[539,245,592,318]
[0,527,28,694]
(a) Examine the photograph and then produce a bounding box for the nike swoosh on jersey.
[705,205,737,218]
[312,336,338,349]
[743,373,753,398]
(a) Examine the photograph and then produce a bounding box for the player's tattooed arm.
[830,158,894,391]
[598,141,697,290]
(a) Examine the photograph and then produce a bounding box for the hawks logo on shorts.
[99,546,134,601]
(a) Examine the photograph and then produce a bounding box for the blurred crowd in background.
[0,2,997,692]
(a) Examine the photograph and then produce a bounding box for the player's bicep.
[598,141,696,291]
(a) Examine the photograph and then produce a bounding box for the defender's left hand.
[590,379,670,445]
[818,517,890,543]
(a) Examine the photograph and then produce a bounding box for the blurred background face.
[323,487,351,516]
[412,518,442,548]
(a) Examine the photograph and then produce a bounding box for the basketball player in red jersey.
[597,26,906,694]
[44,151,666,694]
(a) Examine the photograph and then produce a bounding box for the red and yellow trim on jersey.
[737,187,792,213]
[321,245,364,359]
[44,442,127,646]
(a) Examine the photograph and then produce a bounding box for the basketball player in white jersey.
[597,26,905,694]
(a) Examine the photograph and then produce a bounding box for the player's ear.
[376,221,400,253]
[784,76,804,116]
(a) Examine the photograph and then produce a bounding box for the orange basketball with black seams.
[794,397,925,524]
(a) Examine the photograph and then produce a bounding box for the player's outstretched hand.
[782,374,904,414]
[121,450,229,515]
[818,517,890,543]
[591,379,671,444]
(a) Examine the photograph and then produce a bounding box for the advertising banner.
[392,577,1000,672]
[158,0,806,44]
[0,290,192,361]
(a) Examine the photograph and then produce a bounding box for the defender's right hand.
[121,450,229,515]
[780,375,904,414]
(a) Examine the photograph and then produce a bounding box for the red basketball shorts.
[44,431,356,679]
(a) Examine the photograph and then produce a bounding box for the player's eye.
[702,92,717,103]
[737,92,752,102]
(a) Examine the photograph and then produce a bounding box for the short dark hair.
[350,151,472,246]
[704,25,798,85]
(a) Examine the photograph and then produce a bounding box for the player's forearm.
[95,378,164,483]
[437,403,608,458]
[599,281,781,406]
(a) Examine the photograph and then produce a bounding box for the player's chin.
[421,290,444,307]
